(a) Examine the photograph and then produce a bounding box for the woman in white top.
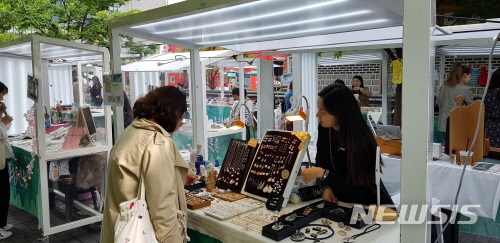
[0,81,14,239]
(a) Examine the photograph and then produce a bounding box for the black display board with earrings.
[241,130,310,208]
[216,138,259,192]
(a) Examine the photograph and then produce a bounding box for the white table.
[187,200,400,243]
[381,154,500,219]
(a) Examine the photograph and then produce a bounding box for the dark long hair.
[92,76,102,88]
[352,75,364,88]
[133,86,187,133]
[489,69,500,90]
[318,84,380,186]
[0,81,8,94]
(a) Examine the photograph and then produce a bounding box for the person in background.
[333,79,345,85]
[485,69,500,148]
[0,82,14,239]
[101,86,190,243]
[438,62,474,140]
[301,84,393,206]
[284,82,293,111]
[89,76,103,107]
[231,88,255,137]
[123,91,134,129]
[351,75,372,106]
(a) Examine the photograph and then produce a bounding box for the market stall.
[107,0,406,242]
[120,49,243,161]
[106,0,500,241]
[0,35,112,239]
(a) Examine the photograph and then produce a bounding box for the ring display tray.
[203,197,264,220]
[185,192,211,210]
[241,130,310,208]
[216,138,259,192]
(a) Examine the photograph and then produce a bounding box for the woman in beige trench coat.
[101,86,189,243]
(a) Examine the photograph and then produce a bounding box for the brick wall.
[436,56,500,97]
[316,56,499,98]
[317,63,382,94]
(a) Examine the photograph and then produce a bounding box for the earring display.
[185,192,212,210]
[203,197,264,220]
[216,139,258,192]
[242,130,310,207]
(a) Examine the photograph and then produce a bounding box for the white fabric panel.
[381,154,500,219]
[129,71,162,105]
[0,56,34,135]
[48,66,73,107]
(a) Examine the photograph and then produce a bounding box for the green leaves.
[0,0,129,44]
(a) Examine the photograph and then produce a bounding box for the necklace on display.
[342,224,381,242]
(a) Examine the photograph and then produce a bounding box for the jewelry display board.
[241,130,310,208]
[216,138,258,192]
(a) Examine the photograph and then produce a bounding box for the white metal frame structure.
[108,0,500,242]
[0,35,112,237]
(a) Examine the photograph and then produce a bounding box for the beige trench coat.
[101,118,189,243]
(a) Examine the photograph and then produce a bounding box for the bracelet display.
[320,169,329,181]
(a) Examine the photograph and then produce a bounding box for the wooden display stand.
[76,106,96,146]
[448,98,488,165]
[375,137,402,155]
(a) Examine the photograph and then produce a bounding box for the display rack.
[241,130,310,207]
[0,35,112,238]
[216,138,258,192]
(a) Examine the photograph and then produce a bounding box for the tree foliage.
[437,0,500,20]
[0,0,157,59]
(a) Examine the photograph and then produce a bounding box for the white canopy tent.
[0,35,112,238]
[121,50,238,104]
[121,50,237,72]
[107,0,497,241]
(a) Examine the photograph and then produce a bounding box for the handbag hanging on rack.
[114,135,159,243]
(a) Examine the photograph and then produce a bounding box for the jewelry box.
[298,185,323,202]
[241,130,310,208]
[322,204,370,229]
[216,138,259,192]
[185,192,211,210]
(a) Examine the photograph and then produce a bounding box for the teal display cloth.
[172,105,243,164]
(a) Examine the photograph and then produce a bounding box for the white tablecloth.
[381,154,500,219]
[187,200,400,243]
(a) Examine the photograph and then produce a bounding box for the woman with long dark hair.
[351,75,372,106]
[301,84,393,205]
[485,69,500,148]
[89,76,103,107]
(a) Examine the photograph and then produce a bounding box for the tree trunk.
[393,83,402,126]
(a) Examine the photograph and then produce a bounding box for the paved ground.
[1,204,500,243]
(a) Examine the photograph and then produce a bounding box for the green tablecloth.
[187,229,222,243]
[459,209,500,238]
[8,146,42,221]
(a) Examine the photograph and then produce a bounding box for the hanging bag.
[114,134,159,243]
